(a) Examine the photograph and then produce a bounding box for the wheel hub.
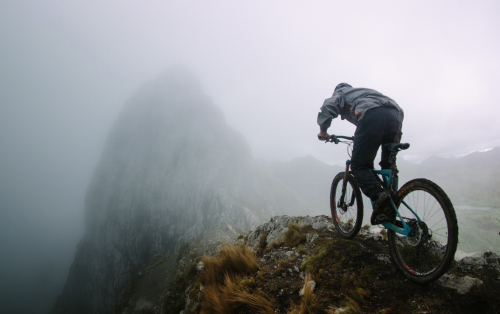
[337,200,348,213]
[406,220,430,246]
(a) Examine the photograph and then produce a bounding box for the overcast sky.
[2,1,499,166]
[1,1,499,312]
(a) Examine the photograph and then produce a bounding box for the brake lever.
[330,135,339,144]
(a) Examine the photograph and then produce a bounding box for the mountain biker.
[317,83,404,225]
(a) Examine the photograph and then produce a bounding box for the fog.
[1,1,499,313]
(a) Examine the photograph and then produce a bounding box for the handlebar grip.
[330,135,340,144]
[318,135,333,142]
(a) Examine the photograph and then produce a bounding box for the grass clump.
[379,228,388,240]
[259,230,268,249]
[200,243,259,286]
[202,274,275,314]
[325,297,364,314]
[332,286,370,314]
[200,244,275,313]
[263,239,283,255]
[279,256,297,268]
[300,247,328,272]
[361,224,371,231]
[284,222,307,247]
[348,287,370,305]
[300,273,317,313]
[296,245,306,255]
[276,256,297,273]
[287,273,318,314]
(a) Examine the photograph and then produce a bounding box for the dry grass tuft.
[287,308,300,314]
[263,239,283,255]
[202,274,274,314]
[325,296,363,314]
[286,273,318,314]
[342,296,364,314]
[379,228,387,240]
[296,245,306,255]
[259,230,268,249]
[300,273,317,313]
[324,286,369,314]
[349,287,370,305]
[200,243,259,287]
[284,222,306,247]
[279,256,297,268]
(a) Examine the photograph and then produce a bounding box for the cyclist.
[317,83,404,224]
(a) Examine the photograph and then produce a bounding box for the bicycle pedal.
[371,214,388,225]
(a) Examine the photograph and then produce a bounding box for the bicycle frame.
[372,168,421,236]
[338,145,421,237]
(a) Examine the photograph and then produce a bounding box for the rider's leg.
[350,108,385,200]
[379,109,404,191]
[351,107,401,224]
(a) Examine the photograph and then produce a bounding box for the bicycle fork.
[339,160,356,211]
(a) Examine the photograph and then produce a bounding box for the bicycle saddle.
[385,143,410,151]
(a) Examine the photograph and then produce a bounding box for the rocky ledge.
[115,215,500,314]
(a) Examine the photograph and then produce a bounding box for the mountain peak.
[52,71,309,314]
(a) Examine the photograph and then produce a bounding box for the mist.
[1,1,499,313]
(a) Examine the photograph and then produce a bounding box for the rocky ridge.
[116,215,500,314]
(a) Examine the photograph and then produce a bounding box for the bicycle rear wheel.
[330,172,363,239]
[388,179,458,284]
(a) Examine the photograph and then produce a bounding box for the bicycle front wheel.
[330,172,363,239]
[388,179,458,284]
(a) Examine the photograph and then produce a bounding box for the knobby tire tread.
[330,172,363,239]
[388,178,458,284]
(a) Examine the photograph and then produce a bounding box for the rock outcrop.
[51,67,309,314]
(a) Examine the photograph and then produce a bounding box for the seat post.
[390,150,399,192]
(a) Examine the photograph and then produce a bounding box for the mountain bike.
[327,134,458,284]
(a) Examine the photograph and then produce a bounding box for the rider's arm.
[317,95,341,131]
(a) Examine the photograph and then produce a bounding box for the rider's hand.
[318,130,330,142]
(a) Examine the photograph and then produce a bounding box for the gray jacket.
[317,83,404,131]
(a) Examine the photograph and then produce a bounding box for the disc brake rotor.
[406,220,423,246]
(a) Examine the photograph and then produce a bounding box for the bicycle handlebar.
[317,134,354,144]
[331,135,354,141]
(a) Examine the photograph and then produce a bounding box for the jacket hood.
[334,83,352,93]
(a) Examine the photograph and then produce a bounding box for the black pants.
[350,107,403,201]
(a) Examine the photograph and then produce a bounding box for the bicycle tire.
[330,172,364,239]
[388,178,458,284]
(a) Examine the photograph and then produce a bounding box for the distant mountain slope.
[269,147,500,218]
[269,149,500,254]
[270,155,343,216]
[399,147,500,208]
[397,148,500,253]
[52,67,311,314]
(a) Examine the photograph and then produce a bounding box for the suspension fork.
[340,160,356,207]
